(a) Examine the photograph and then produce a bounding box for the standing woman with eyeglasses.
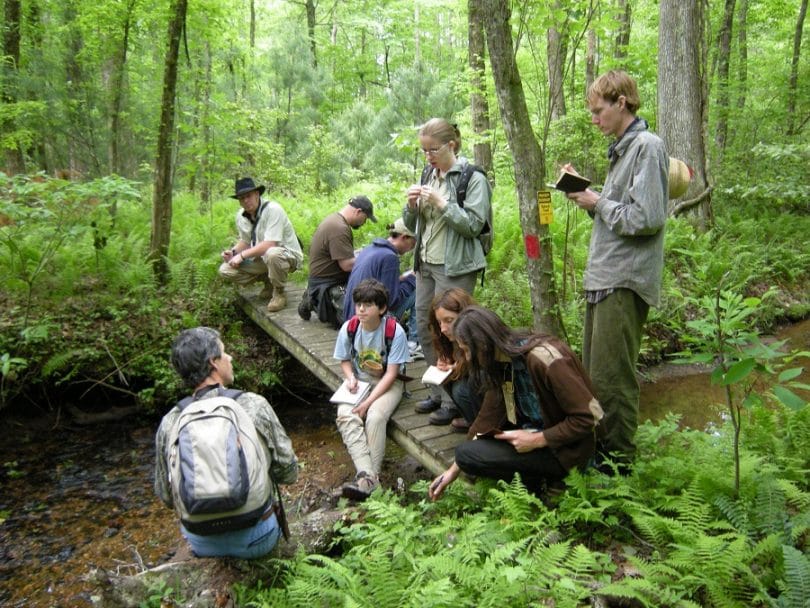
[403,118,493,426]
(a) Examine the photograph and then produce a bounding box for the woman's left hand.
[495,430,546,453]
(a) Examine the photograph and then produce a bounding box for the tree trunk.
[306,0,318,68]
[658,0,712,231]
[2,0,26,174]
[787,0,808,135]
[468,0,493,178]
[109,0,136,177]
[613,0,631,62]
[250,0,256,48]
[150,0,188,284]
[713,0,736,160]
[547,24,567,121]
[735,0,749,111]
[482,0,562,335]
[585,27,597,93]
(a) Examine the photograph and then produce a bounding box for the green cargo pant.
[582,288,649,462]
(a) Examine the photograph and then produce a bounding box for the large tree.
[481,0,562,335]
[2,0,26,174]
[468,0,493,176]
[150,0,189,284]
[658,0,712,230]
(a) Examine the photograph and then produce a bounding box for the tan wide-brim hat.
[669,157,692,199]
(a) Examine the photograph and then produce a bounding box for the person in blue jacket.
[343,218,420,357]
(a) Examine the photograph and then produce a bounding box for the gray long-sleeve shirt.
[585,121,669,307]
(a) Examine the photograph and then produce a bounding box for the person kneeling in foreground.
[334,279,409,500]
[154,327,298,558]
[428,306,603,500]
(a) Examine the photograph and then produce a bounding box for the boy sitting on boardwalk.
[333,279,409,499]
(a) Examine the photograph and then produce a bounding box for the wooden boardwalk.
[237,282,464,477]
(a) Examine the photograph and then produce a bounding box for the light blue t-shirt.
[333,317,409,382]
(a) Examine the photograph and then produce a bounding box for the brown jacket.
[467,337,604,472]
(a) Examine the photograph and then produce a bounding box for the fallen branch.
[671,186,713,216]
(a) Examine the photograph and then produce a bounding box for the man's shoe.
[450,417,470,433]
[297,292,312,320]
[341,471,379,501]
[414,397,442,414]
[266,288,286,312]
[258,283,274,301]
[408,341,424,361]
[429,407,458,425]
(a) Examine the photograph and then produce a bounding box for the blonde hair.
[419,118,461,154]
[587,70,640,114]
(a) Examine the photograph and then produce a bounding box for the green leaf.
[777,367,803,382]
[722,358,757,385]
[772,386,808,411]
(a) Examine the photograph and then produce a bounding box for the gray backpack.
[167,388,272,535]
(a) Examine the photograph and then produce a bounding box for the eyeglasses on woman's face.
[421,142,449,156]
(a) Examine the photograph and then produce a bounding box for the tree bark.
[150,0,188,284]
[613,0,631,62]
[109,0,136,177]
[2,0,26,174]
[787,0,808,135]
[713,0,736,159]
[481,0,562,335]
[468,0,493,177]
[547,24,567,121]
[658,0,712,230]
[735,0,749,111]
[306,0,318,68]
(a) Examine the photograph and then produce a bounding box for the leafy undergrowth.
[236,410,810,608]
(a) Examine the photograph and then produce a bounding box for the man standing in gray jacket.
[564,70,668,470]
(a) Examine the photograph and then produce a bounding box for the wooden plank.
[235,283,458,476]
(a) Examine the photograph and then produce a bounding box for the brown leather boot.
[266,286,286,312]
[258,281,274,301]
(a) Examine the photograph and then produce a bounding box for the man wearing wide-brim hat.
[219,177,303,312]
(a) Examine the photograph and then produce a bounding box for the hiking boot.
[297,292,312,320]
[429,406,458,425]
[266,287,286,312]
[414,396,442,414]
[451,417,470,433]
[258,282,274,301]
[341,471,379,501]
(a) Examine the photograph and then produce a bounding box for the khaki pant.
[583,288,649,462]
[218,247,297,289]
[335,381,403,476]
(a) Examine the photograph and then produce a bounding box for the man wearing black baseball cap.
[219,177,303,312]
[298,195,376,328]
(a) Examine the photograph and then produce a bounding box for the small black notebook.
[548,171,591,193]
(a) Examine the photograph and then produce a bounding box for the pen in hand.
[430,475,444,492]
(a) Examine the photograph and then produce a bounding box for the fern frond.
[780,545,810,608]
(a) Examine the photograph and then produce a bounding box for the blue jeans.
[181,511,281,559]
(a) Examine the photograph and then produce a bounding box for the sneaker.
[297,292,312,321]
[408,341,424,361]
[341,471,379,501]
[450,417,470,433]
[414,396,442,414]
[429,406,458,425]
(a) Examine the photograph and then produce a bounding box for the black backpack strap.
[420,164,433,185]
[456,163,486,209]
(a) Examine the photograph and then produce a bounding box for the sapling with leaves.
[674,281,809,497]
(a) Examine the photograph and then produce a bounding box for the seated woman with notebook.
[427,306,603,499]
[333,279,410,501]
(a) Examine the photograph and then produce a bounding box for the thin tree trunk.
[787,0,808,135]
[659,0,712,231]
[150,0,188,284]
[482,0,562,335]
[109,0,136,177]
[613,0,631,62]
[1,0,25,174]
[468,0,493,178]
[713,0,736,159]
[736,0,749,111]
[547,24,567,121]
[306,0,317,68]
[250,0,256,48]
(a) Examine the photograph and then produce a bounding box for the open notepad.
[329,379,371,405]
[421,365,453,386]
